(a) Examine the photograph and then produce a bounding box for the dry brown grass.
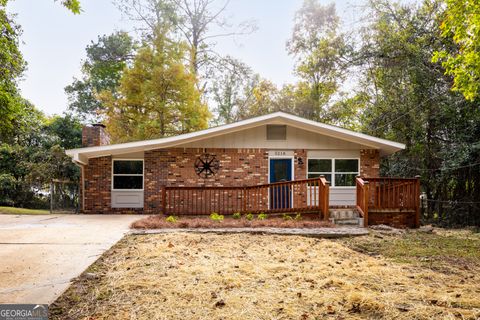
[51,232,480,320]
[131,214,333,229]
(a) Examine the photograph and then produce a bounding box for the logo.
[0,304,48,320]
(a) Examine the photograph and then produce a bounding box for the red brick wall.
[144,148,270,213]
[81,148,311,214]
[368,210,416,228]
[82,156,111,213]
[80,148,380,214]
[360,149,380,177]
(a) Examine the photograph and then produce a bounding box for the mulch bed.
[131,214,333,229]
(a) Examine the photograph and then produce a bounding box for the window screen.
[113,160,143,190]
[266,125,287,140]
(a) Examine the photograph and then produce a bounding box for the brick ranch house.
[66,112,420,228]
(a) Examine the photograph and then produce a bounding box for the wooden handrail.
[319,176,330,220]
[163,177,330,218]
[356,177,369,227]
[356,176,421,228]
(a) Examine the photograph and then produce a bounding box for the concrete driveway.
[0,214,140,304]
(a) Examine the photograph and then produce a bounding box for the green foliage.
[211,56,256,125]
[432,0,480,101]
[294,213,302,221]
[257,213,267,220]
[282,214,293,221]
[165,215,178,223]
[355,0,480,226]
[286,0,349,121]
[210,212,224,222]
[58,0,81,14]
[232,212,241,219]
[65,31,135,120]
[0,100,82,208]
[245,213,254,221]
[0,2,26,141]
[100,31,210,142]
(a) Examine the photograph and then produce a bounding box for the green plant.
[232,212,241,219]
[210,212,224,221]
[166,215,178,223]
[257,213,267,220]
[246,213,254,221]
[283,213,293,221]
[294,212,302,221]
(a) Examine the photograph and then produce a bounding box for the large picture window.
[112,160,143,190]
[307,159,359,187]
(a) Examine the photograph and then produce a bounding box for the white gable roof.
[66,112,405,164]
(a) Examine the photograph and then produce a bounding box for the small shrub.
[246,213,254,221]
[210,212,224,221]
[257,213,267,220]
[165,215,178,223]
[283,213,293,221]
[232,212,241,219]
[294,212,302,221]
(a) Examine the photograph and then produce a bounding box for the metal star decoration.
[194,154,220,178]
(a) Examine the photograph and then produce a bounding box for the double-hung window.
[307,159,359,187]
[112,160,143,190]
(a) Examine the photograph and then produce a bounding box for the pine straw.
[51,233,480,320]
[131,214,333,229]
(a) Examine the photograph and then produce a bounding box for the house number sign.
[269,150,293,156]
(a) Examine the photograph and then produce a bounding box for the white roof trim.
[66,112,405,162]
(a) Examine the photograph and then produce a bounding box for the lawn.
[0,206,51,215]
[50,228,480,319]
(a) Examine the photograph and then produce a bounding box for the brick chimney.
[82,124,111,147]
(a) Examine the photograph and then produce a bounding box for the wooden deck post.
[414,175,421,228]
[161,186,166,215]
[324,181,330,221]
[363,181,369,227]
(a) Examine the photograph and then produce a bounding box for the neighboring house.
[66,112,419,227]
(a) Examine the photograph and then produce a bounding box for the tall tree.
[432,0,480,101]
[286,0,348,121]
[0,0,25,142]
[115,0,256,89]
[99,31,210,142]
[210,56,255,124]
[357,0,480,225]
[0,101,82,208]
[65,31,135,120]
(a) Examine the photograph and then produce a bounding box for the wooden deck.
[160,176,421,228]
[162,177,330,219]
[356,177,420,227]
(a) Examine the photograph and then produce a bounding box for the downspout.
[73,161,85,214]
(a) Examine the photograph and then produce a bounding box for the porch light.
[297,157,304,167]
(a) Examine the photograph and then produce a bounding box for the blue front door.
[269,159,292,209]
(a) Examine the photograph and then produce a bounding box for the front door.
[269,159,292,210]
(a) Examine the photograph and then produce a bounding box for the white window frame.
[111,159,144,191]
[307,158,360,188]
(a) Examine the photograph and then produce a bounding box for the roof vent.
[266,125,287,140]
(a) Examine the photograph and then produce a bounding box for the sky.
[7,0,365,116]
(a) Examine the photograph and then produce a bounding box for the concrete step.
[329,217,364,227]
[329,209,359,220]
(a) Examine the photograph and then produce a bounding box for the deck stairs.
[329,208,363,227]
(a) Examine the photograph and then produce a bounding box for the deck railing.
[162,177,330,219]
[356,176,420,227]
